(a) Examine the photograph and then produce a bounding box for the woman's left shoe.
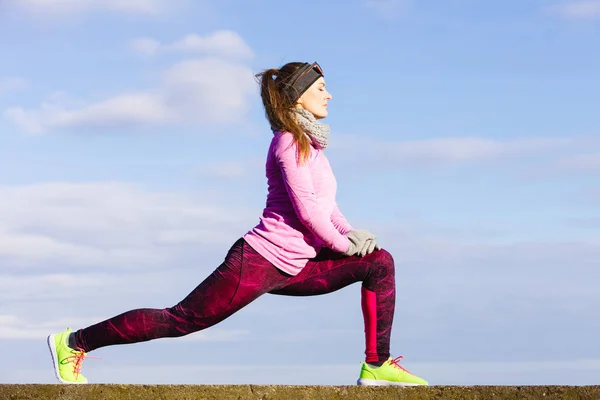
[357,356,428,386]
[47,327,89,384]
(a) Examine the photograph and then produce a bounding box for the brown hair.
[255,62,312,164]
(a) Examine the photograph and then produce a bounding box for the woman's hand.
[343,229,380,257]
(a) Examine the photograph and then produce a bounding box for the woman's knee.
[373,248,395,275]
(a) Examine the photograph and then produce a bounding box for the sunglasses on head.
[289,62,323,87]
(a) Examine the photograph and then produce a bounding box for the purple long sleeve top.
[243,131,353,275]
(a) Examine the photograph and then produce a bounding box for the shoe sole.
[47,334,87,385]
[357,378,425,386]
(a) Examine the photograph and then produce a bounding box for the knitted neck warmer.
[295,108,330,150]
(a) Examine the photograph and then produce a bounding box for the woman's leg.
[269,248,396,364]
[74,239,287,352]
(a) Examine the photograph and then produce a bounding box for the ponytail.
[256,66,311,165]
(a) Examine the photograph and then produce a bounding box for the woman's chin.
[315,110,328,119]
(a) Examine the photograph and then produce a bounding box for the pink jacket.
[243,131,353,275]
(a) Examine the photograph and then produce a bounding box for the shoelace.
[389,356,413,374]
[63,350,99,379]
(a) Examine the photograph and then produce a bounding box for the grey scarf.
[295,108,330,150]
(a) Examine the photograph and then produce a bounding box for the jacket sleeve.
[274,133,350,253]
[331,204,354,235]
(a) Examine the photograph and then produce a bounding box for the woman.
[47,61,428,386]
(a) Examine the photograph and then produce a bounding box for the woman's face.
[296,77,332,119]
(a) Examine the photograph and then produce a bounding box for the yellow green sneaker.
[357,356,428,386]
[47,328,89,384]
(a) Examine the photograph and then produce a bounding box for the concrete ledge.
[1,385,600,400]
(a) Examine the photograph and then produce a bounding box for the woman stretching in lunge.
[48,61,428,386]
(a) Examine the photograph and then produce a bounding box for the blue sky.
[1,0,599,386]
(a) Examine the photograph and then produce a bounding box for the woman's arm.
[274,133,350,253]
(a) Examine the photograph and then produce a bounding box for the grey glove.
[343,229,379,257]
[360,238,382,256]
[359,238,378,257]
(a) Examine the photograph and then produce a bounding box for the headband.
[283,62,324,103]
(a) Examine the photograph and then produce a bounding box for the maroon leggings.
[75,238,396,363]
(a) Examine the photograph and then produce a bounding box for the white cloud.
[550,0,600,19]
[274,329,360,343]
[392,137,506,162]
[334,135,588,166]
[386,137,577,163]
[0,182,256,270]
[5,92,174,134]
[0,314,105,339]
[179,329,251,342]
[558,153,600,171]
[201,158,264,180]
[365,0,410,19]
[162,58,255,122]
[0,77,28,94]
[4,57,256,134]
[0,272,121,303]
[130,38,162,55]
[0,232,146,268]
[389,230,600,272]
[131,31,254,59]
[11,0,172,15]
[0,314,250,341]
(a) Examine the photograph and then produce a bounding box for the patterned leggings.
[75,238,396,363]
